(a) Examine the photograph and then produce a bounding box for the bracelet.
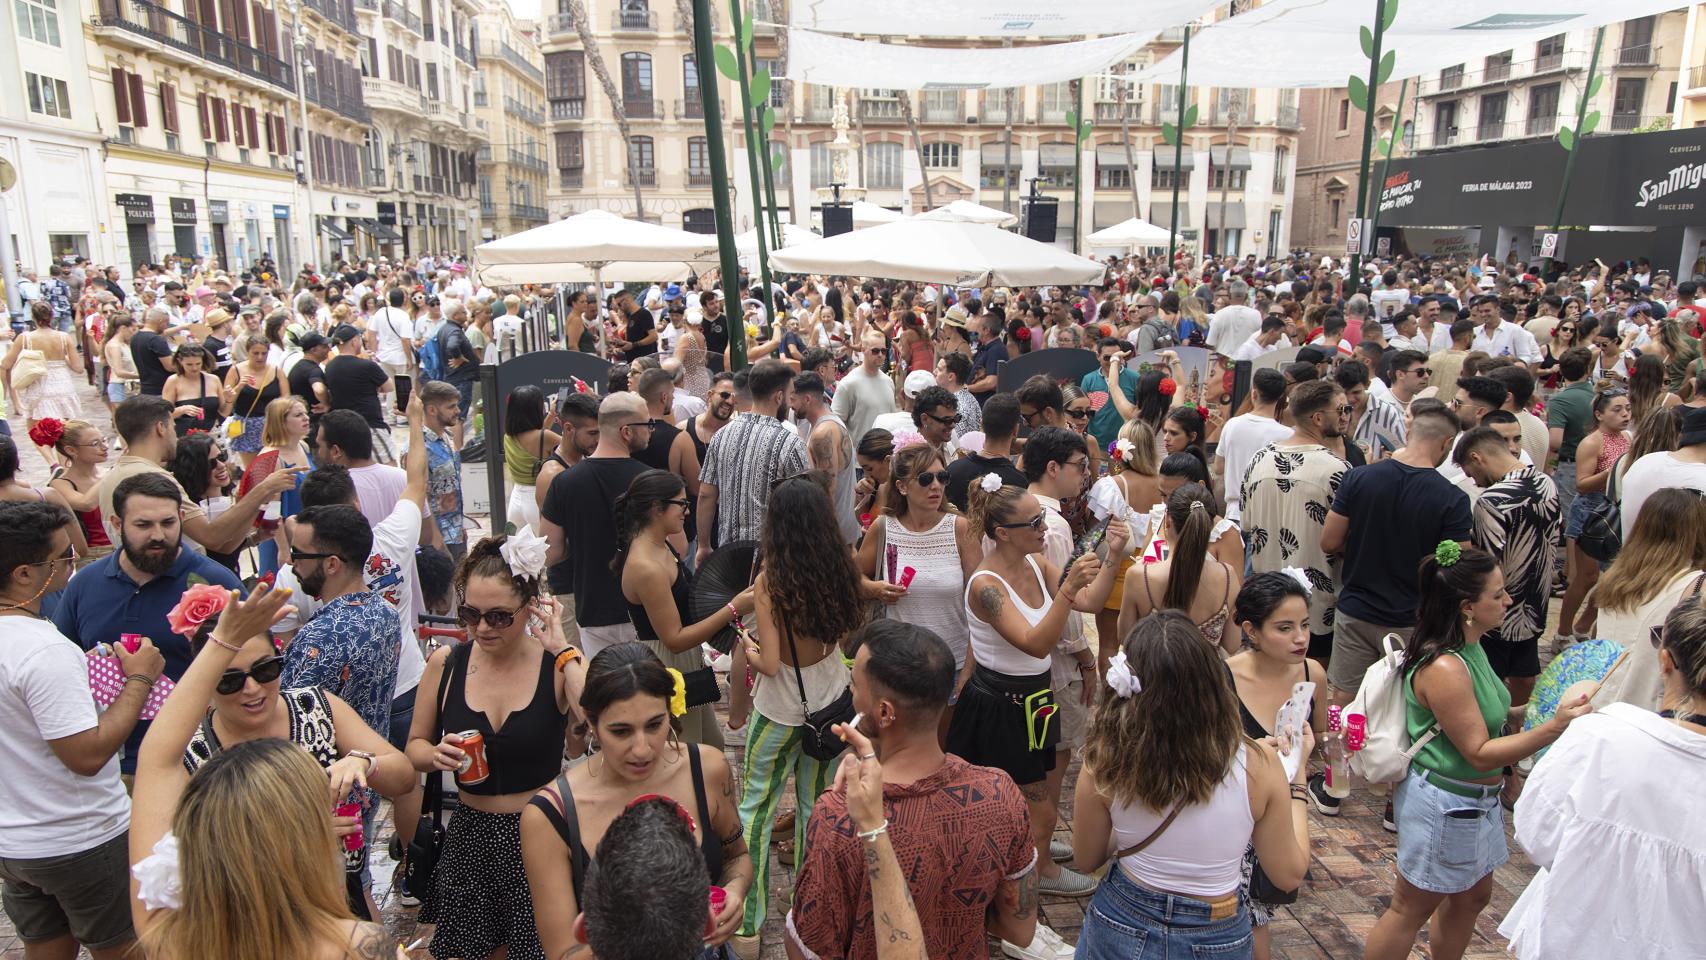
[726,603,742,623]
[554,647,583,673]
[124,673,154,687]
[856,819,888,842]
[1289,784,1309,799]
[208,634,242,653]
[1291,796,1310,803]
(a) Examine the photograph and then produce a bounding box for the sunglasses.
[1337,403,1356,415]
[1066,407,1091,420]
[458,604,518,629]
[216,654,284,695]
[663,497,691,508]
[995,512,1046,532]
[1404,367,1431,376]
[289,547,342,563]
[907,471,947,488]
[922,411,962,426]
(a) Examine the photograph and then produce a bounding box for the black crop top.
[527,743,723,898]
[1232,660,1313,740]
[628,545,692,644]
[438,642,569,795]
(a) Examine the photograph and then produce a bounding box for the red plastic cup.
[119,633,143,654]
[335,800,364,852]
[706,885,727,936]
[897,566,917,589]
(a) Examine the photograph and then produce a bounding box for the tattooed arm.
[866,833,929,960]
[985,866,1039,948]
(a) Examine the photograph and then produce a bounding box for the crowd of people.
[1,244,1704,960]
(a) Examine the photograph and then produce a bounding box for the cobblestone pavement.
[0,379,1536,958]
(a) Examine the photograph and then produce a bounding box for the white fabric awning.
[912,199,1019,227]
[1038,144,1077,168]
[769,218,1106,287]
[786,0,1219,37]
[1096,144,1139,164]
[474,210,718,285]
[1131,0,1694,88]
[735,223,821,255]
[851,201,904,228]
[1088,216,1177,247]
[785,28,1156,90]
[1152,149,1196,171]
[1209,145,1252,168]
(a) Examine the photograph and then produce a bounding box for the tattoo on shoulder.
[977,583,1005,618]
[349,924,395,960]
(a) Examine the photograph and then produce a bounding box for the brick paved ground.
[0,379,1537,958]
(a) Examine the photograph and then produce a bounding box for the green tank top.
[1404,641,1511,781]
[503,433,541,486]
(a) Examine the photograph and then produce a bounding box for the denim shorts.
[1078,865,1253,960]
[1565,490,1604,541]
[1393,766,1507,894]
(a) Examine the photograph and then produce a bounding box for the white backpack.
[1345,633,1439,784]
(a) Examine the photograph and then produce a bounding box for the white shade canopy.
[785,28,1155,91]
[912,199,1021,228]
[735,222,821,254]
[787,0,1218,37]
[851,201,905,228]
[769,219,1106,287]
[1086,217,1176,249]
[474,210,718,285]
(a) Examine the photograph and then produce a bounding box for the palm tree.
[898,91,933,211]
[774,19,798,226]
[1116,66,1141,217]
[565,0,645,218]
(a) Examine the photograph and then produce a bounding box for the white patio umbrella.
[769,218,1106,287]
[912,199,1019,228]
[474,210,720,350]
[735,222,820,255]
[1086,217,1177,249]
[850,201,904,228]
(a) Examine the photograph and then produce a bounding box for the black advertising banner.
[169,198,197,224]
[1377,126,1706,229]
[115,193,155,223]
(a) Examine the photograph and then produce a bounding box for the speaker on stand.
[822,205,853,237]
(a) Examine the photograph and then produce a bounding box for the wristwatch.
[554,646,584,673]
[345,750,377,775]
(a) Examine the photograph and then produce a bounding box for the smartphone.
[555,386,570,412]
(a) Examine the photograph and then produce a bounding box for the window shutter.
[246,107,258,147]
[198,93,211,139]
[160,83,178,132]
[128,72,148,126]
[231,101,244,146]
[213,97,229,141]
[113,68,132,124]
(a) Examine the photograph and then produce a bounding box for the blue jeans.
[1077,866,1253,960]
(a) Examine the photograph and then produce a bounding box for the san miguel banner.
[1377,126,1706,229]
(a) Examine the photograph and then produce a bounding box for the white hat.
[903,369,935,399]
[685,308,704,325]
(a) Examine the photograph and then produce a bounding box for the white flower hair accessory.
[1280,567,1313,595]
[1105,651,1142,699]
[979,473,1004,494]
[500,525,551,583]
[1112,437,1135,462]
[132,831,183,910]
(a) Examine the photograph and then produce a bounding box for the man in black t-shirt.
[324,324,393,461]
[698,290,729,368]
[130,308,175,395]
[539,391,653,654]
[945,393,1027,511]
[286,332,332,440]
[609,289,657,360]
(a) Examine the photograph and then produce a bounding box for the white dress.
[875,513,969,668]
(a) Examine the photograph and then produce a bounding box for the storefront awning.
[1152,150,1196,171]
[1205,204,1247,229]
[371,221,404,242]
[1209,145,1252,168]
[1149,202,1191,229]
[1038,144,1076,168]
[318,220,354,242]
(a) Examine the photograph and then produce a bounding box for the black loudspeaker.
[822,205,853,236]
[1023,200,1058,242]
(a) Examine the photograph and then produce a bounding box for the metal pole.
[287,0,317,272]
[1001,37,1014,221]
[1550,26,1605,268]
[728,0,775,345]
[1367,77,1408,243]
[692,0,746,370]
[1071,78,1084,254]
[1347,0,1389,281]
[1167,24,1191,272]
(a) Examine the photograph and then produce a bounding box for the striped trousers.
[737,707,835,937]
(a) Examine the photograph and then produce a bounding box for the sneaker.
[1382,799,1397,833]
[391,862,421,908]
[1001,922,1075,960]
[1037,865,1098,898]
[1049,839,1073,862]
[1307,772,1342,817]
[730,933,762,960]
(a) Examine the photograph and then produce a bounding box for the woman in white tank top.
[1072,610,1312,960]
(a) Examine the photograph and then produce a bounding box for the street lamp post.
[285,0,318,272]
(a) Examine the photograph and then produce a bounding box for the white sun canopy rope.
[785,0,1219,37]
[1130,0,1694,89]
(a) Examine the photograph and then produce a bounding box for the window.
[15,0,61,45]
[1209,164,1246,190]
[427,63,439,100]
[621,52,653,111]
[546,51,586,99]
[922,88,959,121]
[1329,196,1342,226]
[1484,51,1512,82]
[1337,98,1350,131]
[554,130,583,168]
[981,142,1018,188]
[628,135,654,171]
[1612,77,1646,129]
[810,142,833,187]
[1273,145,1288,191]
[1097,164,1130,189]
[920,142,959,169]
[687,136,711,184]
[1040,82,1072,121]
[25,72,69,118]
[1620,16,1654,65]
[1152,166,1180,189]
[683,208,716,233]
[1434,100,1459,145]
[1527,82,1560,135]
[1440,64,1464,90]
[756,59,787,109]
[682,54,702,113]
[858,88,902,120]
[983,88,1017,122]
[111,68,146,126]
[1535,35,1565,70]
[865,142,902,188]
[1478,92,1507,139]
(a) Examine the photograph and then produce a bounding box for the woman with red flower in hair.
[46,419,113,558]
[0,430,87,554]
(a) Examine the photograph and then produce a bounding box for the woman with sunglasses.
[616,469,753,748]
[856,445,979,723]
[1539,316,1582,395]
[0,434,88,555]
[950,477,1127,898]
[47,420,113,559]
[523,643,754,960]
[170,433,242,574]
[171,585,414,918]
[409,533,583,960]
[1557,387,1632,642]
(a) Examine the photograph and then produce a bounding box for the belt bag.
[784,628,853,762]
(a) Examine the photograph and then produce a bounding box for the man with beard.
[696,360,809,564]
[99,395,301,555]
[51,473,244,776]
[535,389,601,643]
[540,392,653,654]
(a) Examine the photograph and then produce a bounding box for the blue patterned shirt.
[421,427,465,545]
[281,591,400,738]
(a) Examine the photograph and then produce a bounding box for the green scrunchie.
[1435,540,1462,567]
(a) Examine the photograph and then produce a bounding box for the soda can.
[455,729,490,785]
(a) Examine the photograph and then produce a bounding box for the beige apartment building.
[474,0,548,240]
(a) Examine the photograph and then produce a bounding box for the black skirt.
[944,664,1058,786]
[419,807,544,960]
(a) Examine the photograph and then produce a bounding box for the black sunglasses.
[663,497,691,508]
[217,654,284,695]
[908,471,946,488]
[922,411,962,426]
[1065,407,1091,420]
[995,512,1046,532]
[458,604,518,629]
[289,547,342,563]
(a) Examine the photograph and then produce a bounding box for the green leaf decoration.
[771,150,785,172]
[1182,103,1198,128]
[1378,50,1395,84]
[1065,109,1078,131]
[1381,0,1398,31]
[1581,110,1600,135]
[1078,119,1094,142]
[713,45,740,81]
[1557,126,1576,151]
[1378,136,1391,154]
[741,10,753,48]
[751,69,771,106]
[761,105,775,134]
[1360,26,1375,58]
[1587,72,1604,99]
[1161,121,1177,145]
[1348,76,1368,111]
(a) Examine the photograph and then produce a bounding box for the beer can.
[455,729,490,785]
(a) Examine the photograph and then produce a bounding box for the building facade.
[474,0,548,240]
[356,0,486,258]
[1291,82,1407,255]
[1670,3,1705,128]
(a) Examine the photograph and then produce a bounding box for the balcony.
[612,8,657,32]
[1277,105,1301,129]
[1093,102,1143,122]
[1151,105,1181,125]
[301,0,358,33]
[551,98,585,120]
[476,145,492,161]
[1484,57,1512,83]
[686,170,714,186]
[673,8,716,33]
[981,100,1020,123]
[481,40,543,83]
[920,99,962,123]
[1610,112,1654,131]
[1433,125,1460,147]
[364,76,421,114]
[92,0,294,92]
[858,98,904,121]
[508,148,549,172]
[1616,44,1654,66]
[559,169,583,188]
[804,100,835,122]
[1692,64,1706,90]
[366,167,389,189]
[381,0,420,33]
[1417,50,1584,96]
[627,167,657,186]
[548,11,575,34]
[455,42,476,67]
[1536,50,1564,72]
[1157,25,1187,42]
[1039,104,1070,123]
[674,97,725,119]
[504,96,544,125]
[510,202,547,221]
[355,0,376,9]
[622,98,663,119]
[306,75,371,123]
[480,200,495,218]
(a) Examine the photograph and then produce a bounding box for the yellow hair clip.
[665,667,688,717]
